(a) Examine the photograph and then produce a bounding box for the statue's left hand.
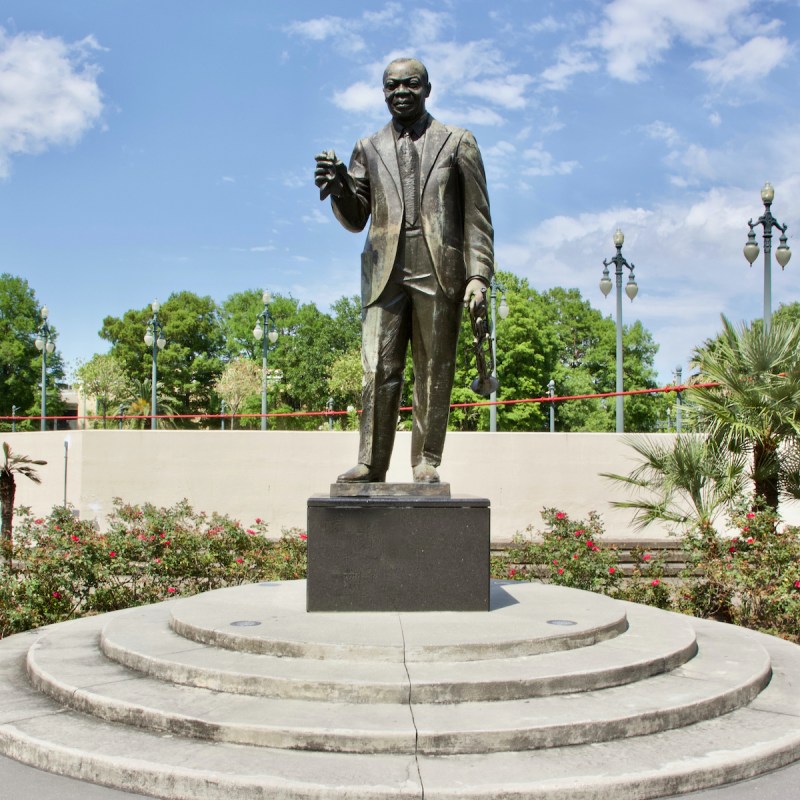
[463,278,488,314]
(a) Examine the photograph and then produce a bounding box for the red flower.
[729,546,736,553]
[608,567,616,574]
[651,579,660,587]
[574,529,584,537]
[746,512,756,519]
[34,518,43,525]
[52,591,61,599]
[508,568,517,577]
[585,540,594,548]
[54,525,61,531]
[299,533,308,540]
[573,553,579,559]
[555,512,567,520]
[167,587,176,594]
[70,535,80,543]
[794,581,800,589]
[557,568,564,575]
[235,557,244,564]
[109,551,117,558]
[552,559,558,565]
[746,537,754,544]
[153,558,161,564]
[643,553,651,561]
[255,518,262,524]
[246,529,256,535]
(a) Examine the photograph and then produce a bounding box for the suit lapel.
[420,118,451,196]
[369,123,402,199]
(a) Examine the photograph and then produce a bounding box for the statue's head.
[382,58,431,125]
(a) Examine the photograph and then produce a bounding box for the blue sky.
[1,0,798,389]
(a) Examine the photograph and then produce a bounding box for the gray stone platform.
[1,580,800,799]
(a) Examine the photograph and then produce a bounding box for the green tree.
[328,348,362,411]
[449,276,661,432]
[0,275,65,428]
[214,359,260,430]
[219,289,264,361]
[101,292,225,426]
[75,354,129,428]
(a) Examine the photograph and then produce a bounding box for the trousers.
[358,230,463,471]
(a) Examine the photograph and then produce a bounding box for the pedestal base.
[306,492,490,612]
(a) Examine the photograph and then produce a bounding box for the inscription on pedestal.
[306,494,490,612]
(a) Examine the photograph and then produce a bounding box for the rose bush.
[0,499,307,638]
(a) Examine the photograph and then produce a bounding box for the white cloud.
[0,27,104,178]
[433,105,506,127]
[694,35,792,87]
[333,81,381,114]
[597,0,752,82]
[287,5,404,57]
[302,208,330,225]
[459,74,533,110]
[539,48,598,91]
[529,16,564,35]
[642,121,682,149]
[522,145,579,177]
[494,173,800,382]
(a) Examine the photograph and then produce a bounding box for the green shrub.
[677,504,800,641]
[505,508,622,595]
[0,499,307,638]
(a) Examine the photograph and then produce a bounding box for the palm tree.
[690,315,800,511]
[122,379,180,429]
[1,443,46,568]
[602,434,747,530]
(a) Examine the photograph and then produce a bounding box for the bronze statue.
[315,57,494,483]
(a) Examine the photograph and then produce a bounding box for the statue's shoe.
[412,462,440,483]
[336,463,386,483]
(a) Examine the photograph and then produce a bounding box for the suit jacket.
[331,116,494,306]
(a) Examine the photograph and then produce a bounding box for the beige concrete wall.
[2,429,685,541]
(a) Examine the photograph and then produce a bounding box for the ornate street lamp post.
[547,379,555,433]
[143,300,166,431]
[600,229,639,433]
[489,276,509,433]
[674,365,683,434]
[743,182,792,332]
[253,290,279,431]
[34,306,56,431]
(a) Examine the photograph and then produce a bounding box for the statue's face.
[383,61,430,125]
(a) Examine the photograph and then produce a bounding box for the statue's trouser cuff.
[358,232,462,471]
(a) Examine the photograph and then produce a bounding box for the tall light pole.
[600,229,639,433]
[674,365,683,434]
[253,290,279,431]
[34,306,56,431]
[143,300,166,431]
[489,276,509,433]
[743,182,792,332]
[547,379,555,433]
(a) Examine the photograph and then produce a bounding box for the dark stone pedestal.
[306,492,490,612]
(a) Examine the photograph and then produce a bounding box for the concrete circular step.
[168,581,629,661]
[99,590,698,703]
[2,581,800,799]
[24,587,771,755]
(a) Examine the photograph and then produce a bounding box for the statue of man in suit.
[314,57,494,484]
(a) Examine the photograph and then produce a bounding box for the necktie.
[398,129,419,228]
